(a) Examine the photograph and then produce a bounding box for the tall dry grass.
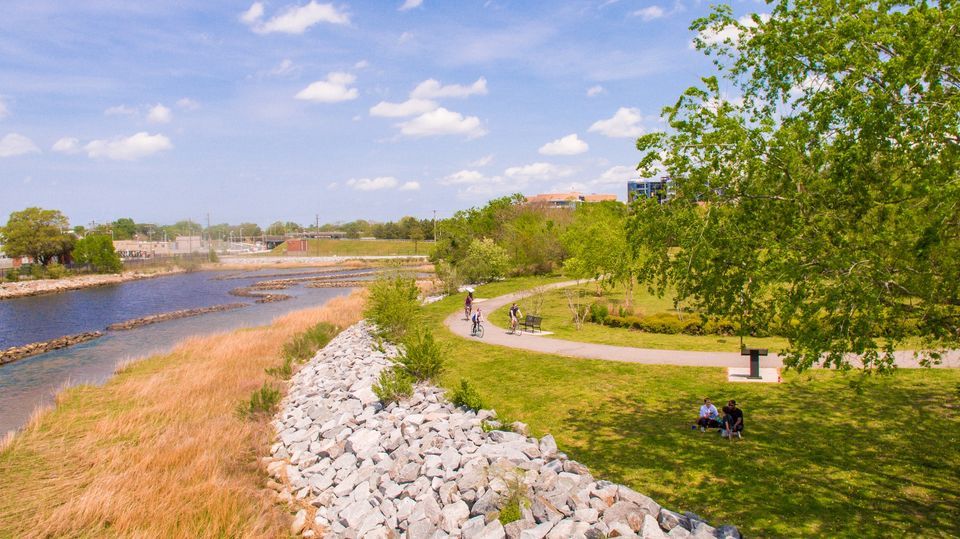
[0,289,366,538]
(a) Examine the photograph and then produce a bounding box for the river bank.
[0,268,185,300]
[0,291,366,537]
[0,332,104,365]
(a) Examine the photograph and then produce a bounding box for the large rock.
[603,501,646,532]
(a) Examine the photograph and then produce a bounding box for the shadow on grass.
[555,373,960,538]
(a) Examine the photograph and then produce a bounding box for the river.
[0,268,361,436]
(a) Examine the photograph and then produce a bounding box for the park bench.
[521,314,543,333]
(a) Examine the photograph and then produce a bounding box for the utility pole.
[315,214,320,256]
[206,213,210,244]
[433,210,437,242]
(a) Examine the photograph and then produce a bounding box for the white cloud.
[52,137,81,154]
[410,77,488,99]
[175,98,200,110]
[84,132,172,161]
[504,162,574,181]
[399,0,423,11]
[539,133,589,156]
[347,177,399,191]
[586,85,605,97]
[633,5,665,21]
[369,98,437,118]
[398,31,414,44]
[442,169,487,185]
[399,181,421,191]
[295,72,358,103]
[0,98,8,119]
[398,107,486,138]
[693,13,769,49]
[241,1,349,35]
[239,2,264,24]
[0,133,40,157]
[593,165,636,186]
[588,107,646,138]
[468,154,494,167]
[105,104,136,116]
[146,104,172,124]
[354,60,370,70]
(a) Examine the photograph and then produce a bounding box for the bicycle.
[471,321,484,338]
[509,317,522,335]
[464,303,472,320]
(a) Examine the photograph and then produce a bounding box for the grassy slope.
[0,291,366,538]
[428,278,960,538]
[270,239,433,257]
[491,281,789,353]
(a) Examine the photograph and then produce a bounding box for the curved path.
[443,281,960,368]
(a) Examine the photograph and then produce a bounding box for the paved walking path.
[443,281,960,369]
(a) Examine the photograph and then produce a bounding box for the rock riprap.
[265,322,740,539]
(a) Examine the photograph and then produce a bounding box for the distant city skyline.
[0,0,762,227]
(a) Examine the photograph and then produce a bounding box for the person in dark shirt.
[722,400,744,439]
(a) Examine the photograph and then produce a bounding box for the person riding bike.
[464,291,474,319]
[509,303,522,333]
[471,307,483,335]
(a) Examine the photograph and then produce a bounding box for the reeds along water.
[0,289,367,538]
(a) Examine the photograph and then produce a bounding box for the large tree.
[73,234,122,273]
[0,207,75,265]
[562,201,636,306]
[630,0,960,371]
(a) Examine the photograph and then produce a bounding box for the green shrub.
[265,355,294,380]
[450,379,485,411]
[461,238,509,283]
[589,302,609,323]
[208,248,220,263]
[704,317,737,336]
[72,234,123,273]
[639,313,685,334]
[45,262,67,279]
[395,327,446,382]
[283,322,339,362]
[373,367,414,404]
[365,274,421,340]
[680,314,705,335]
[30,264,44,279]
[237,383,282,417]
[4,268,19,282]
[498,471,529,525]
[435,260,464,295]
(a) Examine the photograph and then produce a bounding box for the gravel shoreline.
[266,322,741,538]
[0,269,185,301]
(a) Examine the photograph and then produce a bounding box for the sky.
[0,0,759,227]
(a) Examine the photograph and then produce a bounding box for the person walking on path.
[509,303,522,334]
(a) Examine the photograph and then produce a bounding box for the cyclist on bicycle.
[464,291,474,319]
[471,307,483,335]
[509,303,522,333]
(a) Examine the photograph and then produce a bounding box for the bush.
[589,302,609,323]
[435,260,464,296]
[72,234,123,273]
[265,356,294,380]
[283,322,339,362]
[45,262,67,279]
[704,317,737,336]
[450,379,484,411]
[497,471,529,525]
[365,274,421,340]
[373,367,414,404]
[30,264,44,279]
[4,268,19,282]
[460,238,509,283]
[237,383,281,417]
[395,327,446,382]
[680,314,705,335]
[207,248,220,263]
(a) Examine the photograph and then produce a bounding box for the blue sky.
[0,0,758,227]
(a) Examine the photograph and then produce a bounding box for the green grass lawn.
[490,282,788,353]
[269,238,433,257]
[429,278,960,538]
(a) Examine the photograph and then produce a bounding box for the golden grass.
[0,290,366,539]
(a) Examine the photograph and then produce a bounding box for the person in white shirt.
[696,398,721,432]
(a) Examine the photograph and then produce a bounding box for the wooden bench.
[521,314,543,333]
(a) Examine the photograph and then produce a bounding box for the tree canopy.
[630,0,960,370]
[0,207,74,265]
[73,234,122,274]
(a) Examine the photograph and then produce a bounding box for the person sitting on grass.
[695,398,721,432]
[722,400,744,439]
